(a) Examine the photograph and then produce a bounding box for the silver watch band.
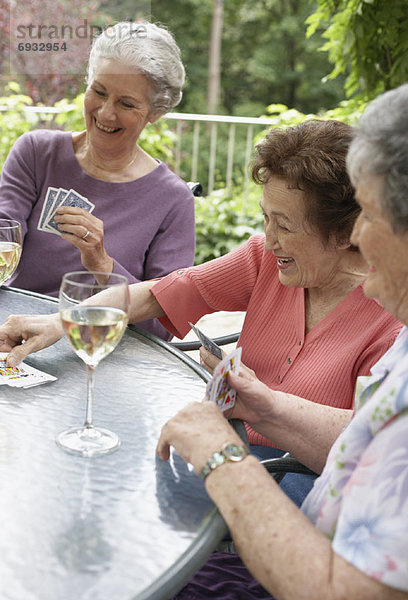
[200,442,249,480]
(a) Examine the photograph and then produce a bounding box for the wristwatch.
[200,442,249,480]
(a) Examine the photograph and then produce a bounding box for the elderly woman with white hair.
[0,21,195,339]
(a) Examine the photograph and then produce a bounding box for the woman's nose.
[264,223,279,251]
[98,98,116,121]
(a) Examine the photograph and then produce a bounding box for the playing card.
[37,186,60,232]
[40,187,68,235]
[0,353,57,388]
[205,347,242,411]
[46,189,94,235]
[188,321,223,359]
[43,187,68,230]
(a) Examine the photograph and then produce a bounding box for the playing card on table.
[0,353,57,388]
[205,347,242,411]
[46,189,94,235]
[188,321,223,359]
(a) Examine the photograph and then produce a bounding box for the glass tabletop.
[0,287,227,600]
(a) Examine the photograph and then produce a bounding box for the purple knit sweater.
[0,129,196,339]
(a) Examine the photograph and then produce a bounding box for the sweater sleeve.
[0,133,38,235]
[151,235,265,338]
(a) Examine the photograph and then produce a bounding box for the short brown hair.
[252,119,359,248]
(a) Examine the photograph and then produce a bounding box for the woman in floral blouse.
[155,84,408,599]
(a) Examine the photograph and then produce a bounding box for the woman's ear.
[148,112,161,124]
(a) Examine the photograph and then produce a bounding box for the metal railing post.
[208,121,217,196]
[191,120,200,183]
[226,123,235,194]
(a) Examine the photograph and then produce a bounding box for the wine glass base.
[56,425,120,457]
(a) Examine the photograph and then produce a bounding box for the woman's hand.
[156,401,242,476]
[199,346,223,373]
[225,368,281,425]
[54,206,114,273]
[200,347,280,426]
[0,313,64,366]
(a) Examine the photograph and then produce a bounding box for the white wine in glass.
[0,219,22,286]
[57,271,129,457]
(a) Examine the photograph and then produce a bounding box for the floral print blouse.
[302,327,408,592]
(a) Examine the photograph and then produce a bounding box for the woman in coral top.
[0,119,402,504]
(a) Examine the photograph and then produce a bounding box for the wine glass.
[57,271,129,457]
[0,219,22,286]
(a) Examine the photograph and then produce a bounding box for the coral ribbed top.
[152,235,402,447]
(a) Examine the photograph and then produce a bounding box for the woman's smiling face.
[261,177,349,291]
[84,58,156,158]
[351,174,408,320]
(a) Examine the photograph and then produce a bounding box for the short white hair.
[87,21,185,116]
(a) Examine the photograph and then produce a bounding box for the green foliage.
[194,184,264,265]
[306,0,408,100]
[0,83,51,167]
[96,0,346,116]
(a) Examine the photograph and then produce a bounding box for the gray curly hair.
[347,83,408,233]
[87,21,185,117]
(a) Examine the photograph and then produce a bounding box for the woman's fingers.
[0,313,64,366]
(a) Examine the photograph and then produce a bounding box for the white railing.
[165,112,273,199]
[0,105,274,200]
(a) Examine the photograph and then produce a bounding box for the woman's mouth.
[277,257,295,270]
[95,119,121,134]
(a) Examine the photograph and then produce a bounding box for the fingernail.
[7,356,17,367]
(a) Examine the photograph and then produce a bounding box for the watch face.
[223,443,247,461]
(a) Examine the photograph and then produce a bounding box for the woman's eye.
[93,89,105,97]
[278,223,290,232]
[121,101,135,109]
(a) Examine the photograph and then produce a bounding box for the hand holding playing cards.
[225,368,287,428]
[0,313,64,367]
[54,207,114,273]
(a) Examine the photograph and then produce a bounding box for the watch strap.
[200,442,249,480]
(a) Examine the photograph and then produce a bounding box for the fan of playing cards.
[205,347,242,411]
[188,322,242,412]
[38,187,94,236]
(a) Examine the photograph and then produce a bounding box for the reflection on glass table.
[0,287,227,600]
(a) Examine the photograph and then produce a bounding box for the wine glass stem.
[84,364,96,429]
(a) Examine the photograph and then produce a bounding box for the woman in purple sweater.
[0,21,195,340]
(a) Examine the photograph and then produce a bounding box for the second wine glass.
[57,271,129,457]
[0,219,22,286]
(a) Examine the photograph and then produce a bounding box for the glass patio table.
[0,286,228,600]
